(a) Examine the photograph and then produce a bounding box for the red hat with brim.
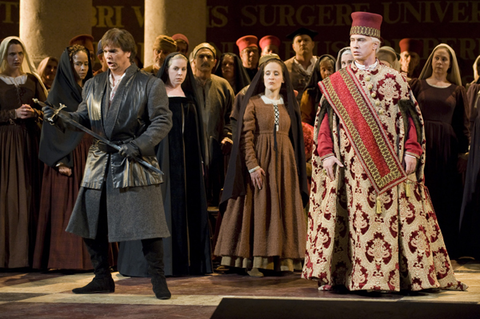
[259,35,281,50]
[350,12,382,39]
[236,35,258,52]
[69,34,94,53]
[399,38,423,55]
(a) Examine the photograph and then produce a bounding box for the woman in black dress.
[409,44,469,258]
[118,53,212,276]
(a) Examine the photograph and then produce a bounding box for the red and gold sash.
[319,66,406,195]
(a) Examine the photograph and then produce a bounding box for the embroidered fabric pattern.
[350,26,380,38]
[320,68,406,194]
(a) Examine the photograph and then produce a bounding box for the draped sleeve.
[241,98,259,171]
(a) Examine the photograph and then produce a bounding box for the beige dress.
[214,94,306,271]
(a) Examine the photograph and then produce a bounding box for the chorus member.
[214,53,251,94]
[43,28,173,299]
[34,45,98,270]
[0,36,47,268]
[465,55,480,130]
[410,44,469,258]
[259,35,281,57]
[284,28,318,104]
[377,46,400,71]
[118,53,212,277]
[215,57,308,277]
[37,57,58,90]
[191,43,234,206]
[157,53,212,275]
[335,47,353,71]
[93,40,108,76]
[172,34,189,56]
[399,38,423,80]
[69,34,95,63]
[143,35,177,75]
[237,35,260,81]
[303,12,466,292]
[300,54,335,126]
[459,55,480,259]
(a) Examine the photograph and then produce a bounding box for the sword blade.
[35,99,163,175]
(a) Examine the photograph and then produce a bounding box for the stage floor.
[0,260,479,318]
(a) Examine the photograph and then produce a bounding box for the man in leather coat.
[44,28,173,299]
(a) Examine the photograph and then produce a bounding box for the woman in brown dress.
[33,45,95,270]
[0,36,47,268]
[215,57,308,277]
[409,44,469,258]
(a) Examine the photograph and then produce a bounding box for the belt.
[94,139,119,153]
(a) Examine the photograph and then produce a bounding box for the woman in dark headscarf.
[0,36,46,268]
[118,53,212,277]
[33,45,95,270]
[299,54,336,125]
[214,57,308,277]
[214,53,251,94]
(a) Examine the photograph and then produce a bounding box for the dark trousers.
[83,186,164,279]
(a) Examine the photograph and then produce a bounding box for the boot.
[72,277,115,294]
[73,237,115,294]
[142,238,171,300]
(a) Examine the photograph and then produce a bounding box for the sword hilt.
[33,98,66,124]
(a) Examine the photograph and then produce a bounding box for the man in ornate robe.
[302,12,466,292]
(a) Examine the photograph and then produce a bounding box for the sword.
[34,99,163,175]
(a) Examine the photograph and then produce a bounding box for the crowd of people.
[1,10,478,298]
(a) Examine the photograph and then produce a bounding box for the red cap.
[399,38,423,55]
[236,35,258,52]
[69,34,94,53]
[350,12,382,39]
[259,35,281,50]
[172,33,189,45]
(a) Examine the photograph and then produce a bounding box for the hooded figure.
[34,46,104,270]
[335,47,353,71]
[214,53,251,94]
[215,57,308,277]
[38,46,93,168]
[117,53,212,277]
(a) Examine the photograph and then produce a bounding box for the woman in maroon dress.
[0,37,46,268]
[410,43,469,258]
[33,45,95,270]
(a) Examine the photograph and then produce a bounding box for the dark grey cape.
[66,64,172,242]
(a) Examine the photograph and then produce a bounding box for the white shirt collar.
[261,94,284,105]
[354,59,378,71]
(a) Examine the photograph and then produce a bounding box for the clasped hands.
[16,104,35,119]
